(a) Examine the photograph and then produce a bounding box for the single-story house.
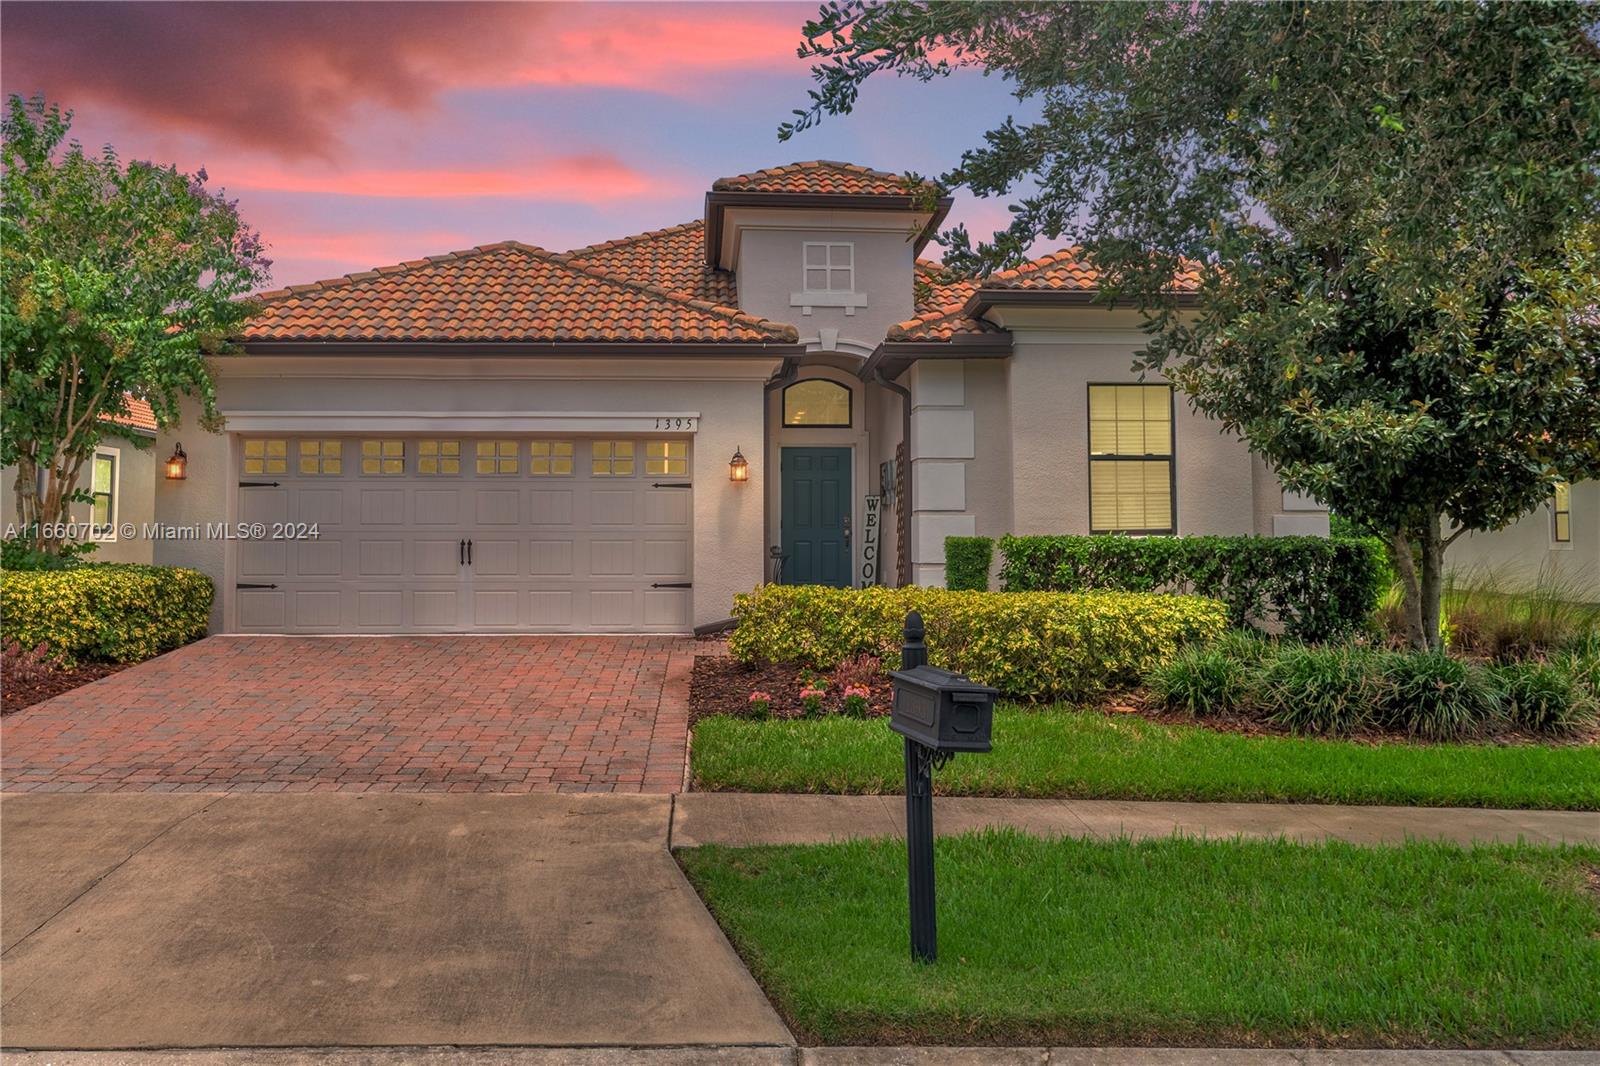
[9,161,1595,626]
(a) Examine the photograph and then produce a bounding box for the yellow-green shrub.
[0,564,213,665]
[730,585,1227,700]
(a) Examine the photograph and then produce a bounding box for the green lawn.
[691,706,1600,809]
[679,832,1600,1047]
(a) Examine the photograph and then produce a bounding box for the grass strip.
[678,831,1600,1047]
[691,706,1600,809]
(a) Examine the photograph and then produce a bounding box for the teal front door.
[781,447,852,586]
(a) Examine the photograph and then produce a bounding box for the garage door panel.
[232,435,692,633]
[360,489,406,525]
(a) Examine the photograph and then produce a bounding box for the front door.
[780,447,852,586]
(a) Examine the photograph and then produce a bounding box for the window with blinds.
[1088,384,1175,535]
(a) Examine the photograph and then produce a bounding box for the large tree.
[784,1,1600,648]
[1,94,270,553]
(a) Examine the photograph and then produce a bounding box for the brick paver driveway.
[1,636,694,794]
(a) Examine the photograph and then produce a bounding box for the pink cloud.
[231,154,678,204]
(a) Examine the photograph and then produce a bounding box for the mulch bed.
[1,661,130,716]
[690,655,893,725]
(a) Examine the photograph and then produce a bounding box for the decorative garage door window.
[298,439,343,476]
[1088,384,1174,535]
[417,439,461,475]
[591,440,635,476]
[361,439,405,475]
[647,441,688,476]
[242,438,288,475]
[476,439,519,475]
[530,440,575,476]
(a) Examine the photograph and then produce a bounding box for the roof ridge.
[542,249,795,341]
[564,220,702,258]
[712,159,936,192]
[254,241,551,302]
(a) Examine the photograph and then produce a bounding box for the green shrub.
[998,534,1390,642]
[1146,644,1250,716]
[1378,652,1502,741]
[730,584,1227,701]
[0,564,213,665]
[1,538,94,571]
[943,536,994,591]
[1257,645,1390,736]
[1438,568,1600,661]
[1495,661,1597,735]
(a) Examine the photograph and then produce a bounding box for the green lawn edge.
[678,832,1600,1048]
[690,706,1600,810]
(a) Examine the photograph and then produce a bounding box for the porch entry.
[780,446,852,587]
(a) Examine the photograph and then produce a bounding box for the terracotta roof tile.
[891,249,1199,341]
[565,221,736,305]
[712,160,935,197]
[244,242,796,345]
[102,395,157,433]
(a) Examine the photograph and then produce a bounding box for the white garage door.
[232,435,693,633]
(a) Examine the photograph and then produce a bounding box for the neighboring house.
[53,158,1574,634]
[1,397,160,565]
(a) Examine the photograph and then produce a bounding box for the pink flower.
[845,684,871,699]
[748,691,772,703]
[800,686,826,700]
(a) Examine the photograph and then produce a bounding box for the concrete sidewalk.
[0,794,791,1050]
[4,1046,1594,1064]
[671,794,1600,849]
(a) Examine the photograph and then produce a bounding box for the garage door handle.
[466,539,473,566]
[459,539,466,566]
[650,582,692,589]
[652,482,692,488]
[238,481,281,488]
[236,582,278,589]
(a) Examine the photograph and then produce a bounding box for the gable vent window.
[242,438,288,475]
[804,242,854,292]
[361,439,405,475]
[417,440,461,476]
[1088,384,1175,535]
[298,439,342,476]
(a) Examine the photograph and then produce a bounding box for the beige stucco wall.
[3,437,158,565]
[151,354,779,632]
[992,310,1256,541]
[1447,480,1600,601]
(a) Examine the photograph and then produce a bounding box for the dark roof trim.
[963,287,1199,319]
[234,341,805,358]
[704,191,954,264]
[859,334,1014,381]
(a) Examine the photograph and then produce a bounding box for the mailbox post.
[888,610,997,963]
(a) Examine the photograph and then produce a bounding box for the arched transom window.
[783,379,852,428]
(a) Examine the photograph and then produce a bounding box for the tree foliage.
[1,94,270,550]
[785,1,1600,647]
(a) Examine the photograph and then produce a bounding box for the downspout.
[873,369,912,587]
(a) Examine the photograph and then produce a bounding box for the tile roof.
[102,395,157,433]
[890,249,1200,341]
[712,160,936,197]
[244,242,796,345]
[565,221,736,305]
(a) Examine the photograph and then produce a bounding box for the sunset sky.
[2,1,1037,289]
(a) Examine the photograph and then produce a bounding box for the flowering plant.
[842,684,872,718]
[799,684,827,718]
[747,690,772,720]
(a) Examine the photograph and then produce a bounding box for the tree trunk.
[1418,513,1445,652]
[1388,527,1427,650]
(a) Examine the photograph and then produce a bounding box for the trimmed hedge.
[944,536,994,591]
[1,564,213,665]
[730,584,1227,701]
[998,534,1390,641]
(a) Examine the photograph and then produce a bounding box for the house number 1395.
[653,417,697,430]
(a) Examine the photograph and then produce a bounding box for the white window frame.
[791,242,867,316]
[89,447,119,541]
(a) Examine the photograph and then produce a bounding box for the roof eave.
[704,191,954,265]
[859,334,1014,382]
[233,340,806,358]
[962,287,1199,319]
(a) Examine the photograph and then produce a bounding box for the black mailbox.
[888,664,997,753]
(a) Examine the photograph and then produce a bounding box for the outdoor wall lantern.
[165,442,188,480]
[728,446,749,483]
